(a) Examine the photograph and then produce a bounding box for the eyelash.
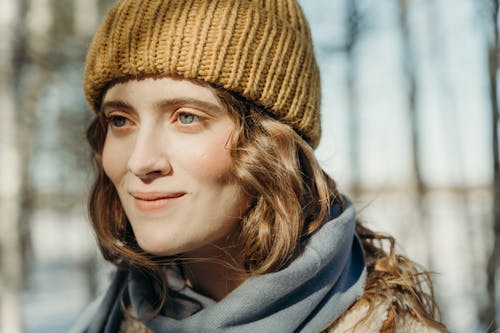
[105,114,130,128]
[104,110,204,130]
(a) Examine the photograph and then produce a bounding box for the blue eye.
[108,115,127,127]
[179,113,197,125]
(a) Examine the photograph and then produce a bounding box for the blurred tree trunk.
[74,0,98,37]
[0,0,23,332]
[345,0,362,199]
[483,0,499,330]
[425,0,480,317]
[18,0,54,287]
[0,0,54,330]
[320,1,365,199]
[397,0,431,266]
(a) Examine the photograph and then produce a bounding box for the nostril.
[128,157,172,179]
[135,170,166,184]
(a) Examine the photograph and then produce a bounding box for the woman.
[73,0,448,332]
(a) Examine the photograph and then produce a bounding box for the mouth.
[129,191,186,212]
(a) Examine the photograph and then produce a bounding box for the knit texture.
[84,0,322,147]
[118,299,443,333]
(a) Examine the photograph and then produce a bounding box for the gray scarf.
[77,197,366,333]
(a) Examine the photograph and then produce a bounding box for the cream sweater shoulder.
[326,298,443,333]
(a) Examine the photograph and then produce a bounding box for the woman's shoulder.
[326,222,449,333]
[325,297,444,333]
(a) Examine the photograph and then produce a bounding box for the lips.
[130,191,186,212]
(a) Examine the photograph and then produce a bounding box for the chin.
[135,236,192,257]
[138,242,179,256]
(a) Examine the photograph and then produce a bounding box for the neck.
[181,236,247,301]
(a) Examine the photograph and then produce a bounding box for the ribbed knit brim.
[84,0,321,147]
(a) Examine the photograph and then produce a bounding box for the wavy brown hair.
[86,77,447,330]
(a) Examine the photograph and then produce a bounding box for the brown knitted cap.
[84,0,321,147]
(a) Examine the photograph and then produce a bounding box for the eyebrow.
[100,100,134,114]
[100,98,223,115]
[156,98,222,113]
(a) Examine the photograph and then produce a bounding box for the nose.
[127,129,171,180]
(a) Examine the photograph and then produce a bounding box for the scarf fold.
[84,196,366,333]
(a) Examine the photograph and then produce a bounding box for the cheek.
[102,135,130,183]
[176,127,235,182]
[194,146,233,180]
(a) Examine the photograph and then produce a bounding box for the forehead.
[102,75,222,107]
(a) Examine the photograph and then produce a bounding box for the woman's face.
[101,76,247,256]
